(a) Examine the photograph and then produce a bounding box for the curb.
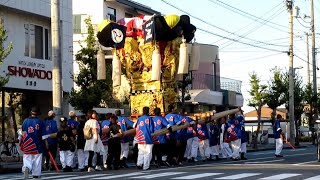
[0,145,311,175]
[247,145,307,152]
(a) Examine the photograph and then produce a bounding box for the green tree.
[248,72,268,149]
[69,17,113,114]
[304,83,315,144]
[282,71,304,145]
[0,18,12,87]
[265,67,286,125]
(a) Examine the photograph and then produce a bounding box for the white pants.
[198,139,210,159]
[240,142,247,153]
[184,137,199,159]
[220,143,232,158]
[210,145,220,156]
[275,138,283,155]
[231,139,241,159]
[22,154,42,176]
[121,142,129,159]
[60,151,74,168]
[71,149,77,168]
[77,149,89,169]
[102,145,108,164]
[137,144,153,170]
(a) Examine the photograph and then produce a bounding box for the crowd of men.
[18,105,284,179]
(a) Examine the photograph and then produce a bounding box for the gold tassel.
[112,51,121,87]
[151,45,161,81]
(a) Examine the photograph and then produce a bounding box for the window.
[125,13,133,18]
[24,24,50,60]
[73,14,88,34]
[107,7,116,21]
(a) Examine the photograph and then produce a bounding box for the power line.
[209,0,300,33]
[296,18,310,29]
[220,5,288,49]
[212,2,286,44]
[197,27,286,53]
[231,52,284,63]
[160,0,290,49]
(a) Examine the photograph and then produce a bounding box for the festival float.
[96,14,199,116]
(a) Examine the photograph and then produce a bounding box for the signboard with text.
[1,59,53,91]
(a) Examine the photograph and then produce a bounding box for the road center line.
[245,159,284,164]
[293,160,318,165]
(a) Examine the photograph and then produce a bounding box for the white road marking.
[304,175,320,180]
[251,149,306,155]
[259,173,301,179]
[92,172,146,179]
[215,173,261,179]
[171,173,223,179]
[245,159,284,164]
[144,152,315,173]
[41,174,76,179]
[130,172,186,179]
[62,174,104,180]
[293,160,317,165]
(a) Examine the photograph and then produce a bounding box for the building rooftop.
[115,0,160,15]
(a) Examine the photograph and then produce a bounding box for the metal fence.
[191,73,242,93]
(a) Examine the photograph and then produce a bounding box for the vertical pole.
[181,74,186,113]
[306,33,311,85]
[51,0,63,121]
[1,89,4,142]
[310,0,319,160]
[288,0,295,145]
[311,0,317,123]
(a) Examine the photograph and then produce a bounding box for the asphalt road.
[1,145,320,180]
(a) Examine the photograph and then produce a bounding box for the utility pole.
[311,0,317,121]
[310,0,320,161]
[51,0,63,121]
[287,0,295,145]
[306,33,310,84]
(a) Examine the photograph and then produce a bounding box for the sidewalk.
[0,142,314,174]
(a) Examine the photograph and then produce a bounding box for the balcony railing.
[220,77,242,93]
[191,73,242,93]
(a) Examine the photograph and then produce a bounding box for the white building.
[0,0,73,120]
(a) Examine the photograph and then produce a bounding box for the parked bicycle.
[0,136,20,162]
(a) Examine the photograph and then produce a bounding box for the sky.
[132,0,320,113]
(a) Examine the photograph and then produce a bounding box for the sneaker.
[87,167,95,172]
[232,157,240,161]
[32,176,40,179]
[275,154,283,157]
[24,167,29,179]
[137,165,143,169]
[79,168,85,172]
[95,166,102,171]
[178,162,183,166]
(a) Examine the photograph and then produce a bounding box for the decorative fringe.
[97,49,106,80]
[112,51,121,87]
[189,43,200,71]
[177,39,188,74]
[151,46,161,81]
